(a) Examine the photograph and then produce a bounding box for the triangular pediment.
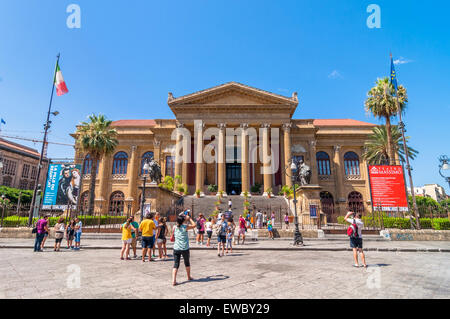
[168,82,298,107]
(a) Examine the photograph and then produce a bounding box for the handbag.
[170,226,175,242]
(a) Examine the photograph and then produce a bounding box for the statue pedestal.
[295,185,327,226]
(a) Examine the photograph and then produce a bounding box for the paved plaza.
[1,241,449,299]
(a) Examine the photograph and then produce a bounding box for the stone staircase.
[183,195,290,227]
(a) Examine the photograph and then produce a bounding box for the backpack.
[196,219,202,230]
[218,221,227,236]
[347,219,359,238]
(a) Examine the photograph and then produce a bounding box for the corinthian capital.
[282,122,292,132]
[218,123,227,130]
[153,140,161,147]
[176,122,184,129]
[334,145,341,153]
[261,123,271,129]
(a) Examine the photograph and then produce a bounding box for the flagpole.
[27,53,60,226]
[391,53,421,229]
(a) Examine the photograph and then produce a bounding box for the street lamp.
[28,110,60,226]
[285,158,304,246]
[439,155,450,189]
[141,159,151,218]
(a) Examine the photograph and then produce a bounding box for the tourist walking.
[263,212,267,227]
[54,217,66,252]
[284,213,290,230]
[271,211,275,227]
[120,217,136,260]
[152,212,160,258]
[156,217,168,260]
[237,215,246,245]
[129,216,140,259]
[172,213,196,286]
[205,217,213,247]
[225,226,233,254]
[195,213,206,245]
[41,223,49,250]
[66,219,75,249]
[73,217,82,250]
[139,212,157,262]
[267,218,274,240]
[228,199,232,209]
[256,210,263,229]
[33,215,49,252]
[216,214,228,257]
[345,211,367,268]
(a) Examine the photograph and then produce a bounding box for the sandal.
[353,264,359,268]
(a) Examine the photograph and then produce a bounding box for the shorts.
[350,237,363,249]
[238,228,246,235]
[75,232,82,243]
[285,221,289,225]
[122,238,132,244]
[206,230,212,239]
[217,235,226,244]
[43,232,49,237]
[141,236,155,249]
[67,231,74,241]
[157,238,166,244]
[198,230,205,235]
[55,238,63,244]
[173,249,190,269]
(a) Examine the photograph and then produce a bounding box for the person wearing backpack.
[345,211,367,268]
[216,214,228,257]
[195,213,206,245]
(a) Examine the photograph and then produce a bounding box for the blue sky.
[0,0,449,192]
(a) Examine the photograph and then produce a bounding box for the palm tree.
[365,77,408,165]
[363,125,418,165]
[75,114,118,214]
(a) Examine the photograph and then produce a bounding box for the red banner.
[368,165,408,211]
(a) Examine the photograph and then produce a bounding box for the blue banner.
[43,163,82,209]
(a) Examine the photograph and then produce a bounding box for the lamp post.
[27,110,60,226]
[141,159,150,218]
[0,151,3,186]
[286,158,304,246]
[438,155,450,189]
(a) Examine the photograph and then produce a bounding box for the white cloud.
[328,70,342,79]
[394,57,413,65]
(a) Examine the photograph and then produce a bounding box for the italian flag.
[54,62,68,96]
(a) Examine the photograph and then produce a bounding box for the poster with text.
[368,165,408,211]
[43,163,82,209]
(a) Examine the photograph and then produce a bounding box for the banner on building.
[368,165,408,211]
[43,163,82,209]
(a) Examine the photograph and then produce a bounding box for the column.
[217,123,227,196]
[97,154,111,214]
[153,139,161,163]
[240,123,250,196]
[262,123,272,197]
[174,123,183,187]
[126,146,139,212]
[333,145,344,215]
[282,123,292,188]
[309,140,319,185]
[195,121,205,196]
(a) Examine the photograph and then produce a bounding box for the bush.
[207,184,218,193]
[0,186,33,204]
[336,215,450,230]
[250,183,262,193]
[1,215,128,227]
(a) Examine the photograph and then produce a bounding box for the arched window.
[109,191,125,215]
[82,154,99,175]
[165,156,175,177]
[344,152,360,176]
[348,191,364,214]
[316,152,331,176]
[141,152,154,174]
[80,191,89,214]
[112,152,128,175]
[320,191,335,223]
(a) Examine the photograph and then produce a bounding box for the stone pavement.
[0,241,449,299]
[1,237,450,252]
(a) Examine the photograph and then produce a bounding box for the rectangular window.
[31,166,37,179]
[22,164,30,178]
[165,156,175,177]
[2,159,17,176]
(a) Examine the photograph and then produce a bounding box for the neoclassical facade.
[73,82,376,221]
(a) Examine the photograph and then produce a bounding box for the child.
[284,213,290,230]
[120,217,136,260]
[267,219,274,240]
[225,226,233,254]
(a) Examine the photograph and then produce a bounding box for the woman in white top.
[205,217,213,247]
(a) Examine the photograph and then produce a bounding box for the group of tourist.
[33,215,82,252]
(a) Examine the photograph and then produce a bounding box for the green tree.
[365,77,408,165]
[363,125,418,165]
[75,114,118,214]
